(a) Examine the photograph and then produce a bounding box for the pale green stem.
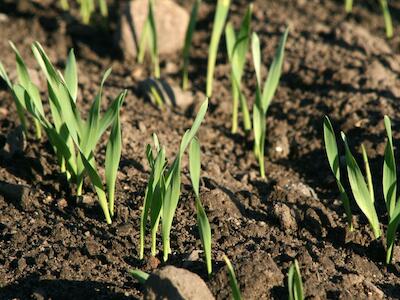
[231,79,239,133]
[34,119,42,140]
[380,0,393,39]
[345,0,353,13]
[361,144,374,203]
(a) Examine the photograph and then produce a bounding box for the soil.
[1,0,400,299]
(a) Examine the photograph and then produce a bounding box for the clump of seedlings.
[206,0,231,97]
[225,4,252,134]
[0,42,126,224]
[59,0,108,24]
[137,0,160,78]
[139,100,211,265]
[0,42,42,140]
[323,117,352,230]
[288,259,304,300]
[324,115,400,263]
[182,0,202,90]
[251,28,289,178]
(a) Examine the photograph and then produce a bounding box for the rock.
[273,203,297,232]
[118,0,189,58]
[211,253,283,299]
[85,239,101,257]
[76,194,95,207]
[0,13,8,23]
[304,208,324,237]
[56,198,68,210]
[267,120,290,159]
[144,266,214,300]
[341,273,364,289]
[5,125,26,155]
[0,181,32,210]
[117,224,133,237]
[202,189,242,219]
[284,182,318,199]
[138,78,194,110]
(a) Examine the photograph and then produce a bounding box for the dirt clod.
[144,266,214,300]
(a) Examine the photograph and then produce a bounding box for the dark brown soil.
[1,0,400,299]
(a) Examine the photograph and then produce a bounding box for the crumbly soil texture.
[1,0,400,299]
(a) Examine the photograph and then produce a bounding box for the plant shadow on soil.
[0,274,138,300]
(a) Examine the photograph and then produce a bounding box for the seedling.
[189,137,212,275]
[379,0,393,39]
[1,42,125,224]
[344,0,392,39]
[325,116,400,263]
[206,0,231,97]
[288,259,304,300]
[341,133,381,239]
[223,255,242,300]
[0,42,42,140]
[323,116,353,230]
[59,0,108,24]
[139,100,209,262]
[182,0,201,90]
[382,116,400,263]
[345,0,353,13]
[129,269,150,284]
[137,0,160,78]
[251,28,289,178]
[225,4,252,133]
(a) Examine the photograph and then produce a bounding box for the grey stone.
[118,0,189,58]
[144,266,214,300]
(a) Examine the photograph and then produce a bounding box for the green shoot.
[223,255,242,300]
[129,269,150,284]
[323,116,353,231]
[0,42,43,140]
[383,116,397,217]
[379,0,393,39]
[2,42,126,223]
[60,0,69,10]
[139,100,209,262]
[182,0,201,90]
[206,0,231,97]
[251,28,289,178]
[288,259,304,300]
[189,138,212,275]
[326,116,400,263]
[345,0,353,13]
[341,132,381,239]
[105,109,122,217]
[225,4,252,133]
[382,116,400,264]
[137,0,160,78]
[361,144,374,203]
[60,0,108,24]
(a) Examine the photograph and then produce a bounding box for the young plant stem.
[239,91,251,132]
[182,0,201,90]
[206,0,231,97]
[361,144,374,203]
[231,84,239,133]
[380,0,393,38]
[34,119,42,140]
[60,0,69,10]
[345,0,353,13]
